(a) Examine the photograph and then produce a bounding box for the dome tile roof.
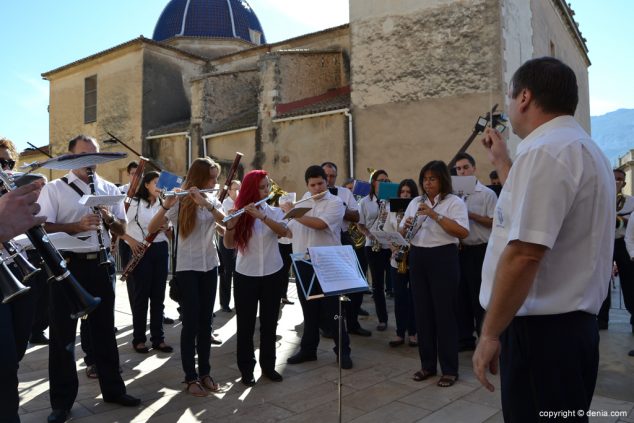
[153,0,266,45]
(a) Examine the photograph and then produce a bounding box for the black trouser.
[365,247,390,324]
[295,261,351,357]
[0,262,40,422]
[457,243,487,347]
[177,268,217,382]
[391,266,416,338]
[218,236,235,309]
[278,243,293,299]
[129,241,168,346]
[27,250,49,339]
[409,244,459,376]
[49,254,125,410]
[234,269,284,376]
[500,311,598,423]
[598,237,634,327]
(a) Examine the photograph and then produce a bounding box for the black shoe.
[133,343,150,354]
[48,409,70,423]
[287,350,317,364]
[320,329,334,339]
[152,343,174,353]
[262,369,283,382]
[30,333,49,345]
[163,316,175,324]
[376,322,387,332]
[338,355,353,369]
[104,393,141,407]
[241,374,256,386]
[348,327,372,337]
[358,307,370,316]
[281,298,294,305]
[210,334,222,345]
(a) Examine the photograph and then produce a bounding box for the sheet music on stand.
[79,194,126,207]
[291,245,368,300]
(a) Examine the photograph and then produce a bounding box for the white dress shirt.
[37,172,127,252]
[222,197,235,214]
[625,217,634,259]
[462,180,497,246]
[359,195,390,248]
[287,192,344,254]
[235,204,285,277]
[166,196,222,272]
[334,186,359,233]
[125,198,168,244]
[399,194,469,248]
[616,195,634,239]
[480,116,615,316]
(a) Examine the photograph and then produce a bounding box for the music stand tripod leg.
[337,294,349,423]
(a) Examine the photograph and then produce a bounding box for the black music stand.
[291,245,368,423]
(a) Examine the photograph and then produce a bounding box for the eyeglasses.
[0,159,16,170]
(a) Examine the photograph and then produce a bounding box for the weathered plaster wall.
[350,0,501,109]
[149,135,189,176]
[277,52,347,105]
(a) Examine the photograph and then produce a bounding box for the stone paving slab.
[16,279,634,422]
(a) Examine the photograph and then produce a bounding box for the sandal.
[376,322,387,331]
[85,364,98,379]
[200,375,220,392]
[412,369,436,382]
[184,379,208,397]
[437,375,458,387]
[408,336,418,347]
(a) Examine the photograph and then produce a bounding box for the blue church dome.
[153,0,266,45]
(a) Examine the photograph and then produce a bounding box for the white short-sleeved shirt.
[359,195,391,248]
[119,183,130,195]
[462,181,497,245]
[334,186,359,233]
[222,197,235,215]
[480,116,615,316]
[166,195,222,272]
[125,198,168,244]
[625,218,634,259]
[616,195,634,239]
[287,192,344,254]
[383,207,405,269]
[235,204,285,277]
[399,194,469,248]
[37,172,127,252]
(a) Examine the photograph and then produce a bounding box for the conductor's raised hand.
[481,127,509,167]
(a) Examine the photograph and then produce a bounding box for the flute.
[160,187,219,198]
[222,193,274,223]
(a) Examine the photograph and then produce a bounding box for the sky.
[0,0,631,153]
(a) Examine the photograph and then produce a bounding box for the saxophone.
[394,195,427,270]
[348,222,366,249]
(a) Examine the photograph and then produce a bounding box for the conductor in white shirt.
[473,57,615,421]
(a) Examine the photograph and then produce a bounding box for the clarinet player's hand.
[77,213,101,232]
[127,238,144,256]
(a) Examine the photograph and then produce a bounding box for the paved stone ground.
[17,279,634,422]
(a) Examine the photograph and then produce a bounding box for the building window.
[249,29,262,45]
[84,75,97,123]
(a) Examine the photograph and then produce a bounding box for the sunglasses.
[0,159,16,170]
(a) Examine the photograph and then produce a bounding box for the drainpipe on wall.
[344,109,354,178]
[186,134,192,170]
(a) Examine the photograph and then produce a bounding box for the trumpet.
[160,188,219,198]
[222,193,274,223]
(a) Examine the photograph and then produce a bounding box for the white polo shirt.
[287,191,344,254]
[399,194,469,248]
[166,196,222,272]
[125,198,169,244]
[37,172,127,253]
[479,116,615,316]
[235,204,285,277]
[462,180,497,246]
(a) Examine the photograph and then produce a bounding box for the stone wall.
[350,0,501,109]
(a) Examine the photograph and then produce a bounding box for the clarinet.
[1,240,41,282]
[394,194,428,263]
[0,169,101,318]
[85,168,113,267]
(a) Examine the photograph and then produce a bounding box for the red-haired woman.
[148,158,225,397]
[224,170,292,386]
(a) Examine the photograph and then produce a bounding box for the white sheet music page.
[79,194,126,207]
[307,245,367,294]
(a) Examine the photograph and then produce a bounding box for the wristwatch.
[435,214,445,223]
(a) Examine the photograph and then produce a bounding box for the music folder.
[283,207,311,220]
[389,198,412,213]
[291,245,368,300]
